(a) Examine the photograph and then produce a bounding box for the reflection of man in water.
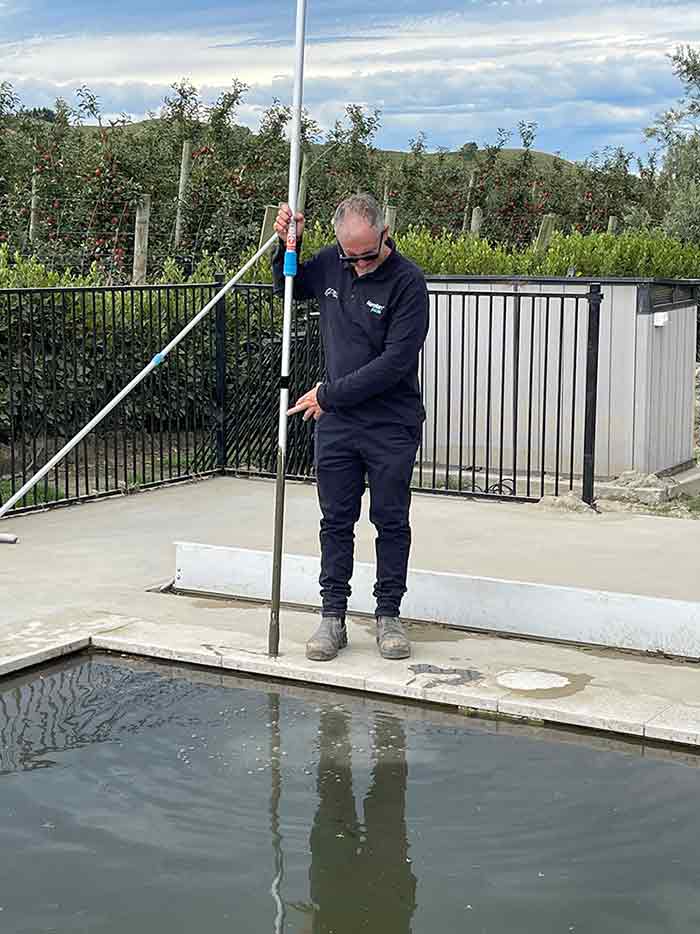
[309,708,416,933]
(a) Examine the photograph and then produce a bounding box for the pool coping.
[175,542,700,660]
[5,477,700,756]
[4,627,700,752]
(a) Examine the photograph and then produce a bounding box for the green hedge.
[284,224,700,280]
[3,228,699,454]
[3,229,700,288]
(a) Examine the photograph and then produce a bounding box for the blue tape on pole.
[283,250,297,277]
[152,352,165,366]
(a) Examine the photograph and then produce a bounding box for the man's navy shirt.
[272,238,429,427]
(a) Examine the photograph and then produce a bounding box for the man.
[272,193,429,662]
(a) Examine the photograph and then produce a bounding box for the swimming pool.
[2,653,700,932]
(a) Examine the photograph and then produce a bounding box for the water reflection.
[307,707,416,933]
[0,657,209,774]
[269,694,287,934]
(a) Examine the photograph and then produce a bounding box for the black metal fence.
[416,285,602,502]
[1,280,222,512]
[222,285,323,480]
[1,279,602,515]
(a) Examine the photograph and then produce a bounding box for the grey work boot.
[376,616,411,660]
[306,616,348,661]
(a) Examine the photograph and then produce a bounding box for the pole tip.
[0,533,19,545]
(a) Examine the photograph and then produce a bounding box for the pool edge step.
[174,541,700,661]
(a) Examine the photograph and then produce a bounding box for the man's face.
[336,216,389,276]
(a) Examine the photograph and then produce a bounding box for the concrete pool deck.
[3,475,700,748]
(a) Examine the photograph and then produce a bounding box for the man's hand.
[274,203,305,242]
[288,383,324,422]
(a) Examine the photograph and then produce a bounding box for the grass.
[0,477,64,508]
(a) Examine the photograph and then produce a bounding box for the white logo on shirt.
[366,300,385,315]
[325,288,339,299]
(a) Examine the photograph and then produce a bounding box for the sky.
[1,0,699,160]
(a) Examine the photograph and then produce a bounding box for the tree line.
[0,46,699,282]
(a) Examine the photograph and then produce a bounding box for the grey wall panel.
[645,307,696,474]
[606,284,637,476]
[633,314,652,474]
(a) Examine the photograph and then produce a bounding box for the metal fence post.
[512,286,521,495]
[214,273,227,471]
[582,283,602,505]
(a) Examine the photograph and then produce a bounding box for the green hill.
[17,109,574,172]
[376,146,574,171]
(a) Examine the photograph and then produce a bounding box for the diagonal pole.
[269,0,308,657]
[0,232,278,535]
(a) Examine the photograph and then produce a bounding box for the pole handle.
[284,216,298,276]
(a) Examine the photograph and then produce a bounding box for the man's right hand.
[274,203,305,242]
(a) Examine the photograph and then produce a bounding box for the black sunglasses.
[336,229,386,264]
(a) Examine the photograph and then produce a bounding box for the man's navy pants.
[314,416,421,620]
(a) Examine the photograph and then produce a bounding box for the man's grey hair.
[333,193,385,233]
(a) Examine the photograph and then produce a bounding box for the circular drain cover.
[497,670,570,691]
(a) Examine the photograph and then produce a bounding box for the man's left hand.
[287,383,324,421]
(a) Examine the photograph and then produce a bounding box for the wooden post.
[382,166,391,216]
[534,213,556,253]
[297,151,310,215]
[132,195,151,285]
[174,140,193,248]
[254,204,279,282]
[607,216,619,235]
[28,170,39,245]
[470,206,483,238]
[462,172,476,234]
[258,205,278,254]
[385,204,397,236]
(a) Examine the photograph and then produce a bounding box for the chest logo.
[366,300,385,315]
[324,287,339,299]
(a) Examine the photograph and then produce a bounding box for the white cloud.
[1,1,697,157]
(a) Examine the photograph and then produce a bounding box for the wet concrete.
[408,663,484,689]
[495,670,594,701]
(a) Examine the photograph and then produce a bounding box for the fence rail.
[1,280,602,515]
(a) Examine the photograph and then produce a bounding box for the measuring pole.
[269,0,308,657]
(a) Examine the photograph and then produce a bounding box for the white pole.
[269,0,308,656]
[0,232,279,528]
